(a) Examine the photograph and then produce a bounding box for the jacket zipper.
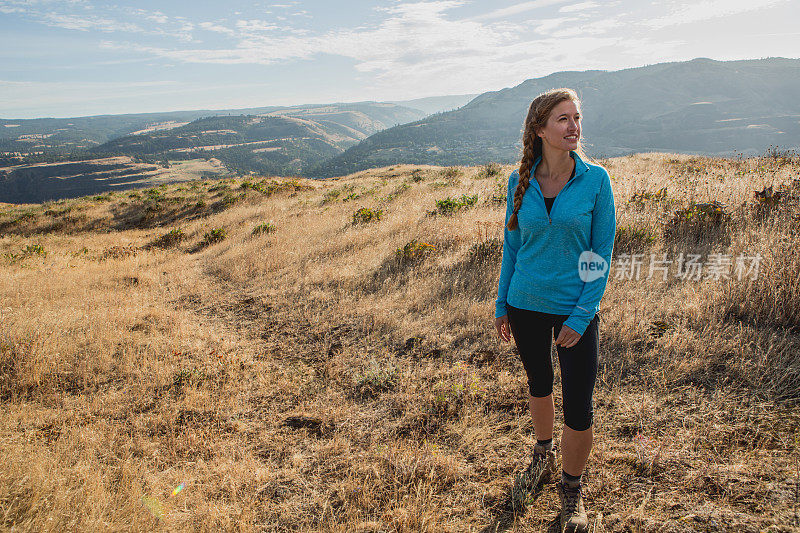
[528,155,583,223]
[534,172,580,224]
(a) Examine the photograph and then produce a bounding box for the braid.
[507,111,541,230]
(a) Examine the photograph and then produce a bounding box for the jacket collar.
[532,150,588,181]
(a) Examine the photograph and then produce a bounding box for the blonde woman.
[494,88,616,532]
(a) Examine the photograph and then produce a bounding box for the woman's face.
[535,99,581,152]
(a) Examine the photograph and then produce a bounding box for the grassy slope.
[0,153,799,532]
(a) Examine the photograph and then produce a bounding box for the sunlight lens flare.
[171,482,185,497]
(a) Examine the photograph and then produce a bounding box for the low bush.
[433,194,478,215]
[396,239,435,262]
[149,228,185,249]
[252,222,276,236]
[352,207,383,224]
[201,228,227,246]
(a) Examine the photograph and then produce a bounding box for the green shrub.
[615,225,657,253]
[220,193,237,208]
[353,360,398,399]
[482,162,502,178]
[384,183,410,202]
[396,239,435,262]
[201,228,227,246]
[11,211,37,224]
[6,243,47,263]
[150,228,185,248]
[489,181,507,206]
[252,222,276,236]
[245,178,314,197]
[434,194,478,215]
[753,185,782,210]
[352,207,383,224]
[466,238,502,263]
[44,206,73,217]
[23,244,46,257]
[322,189,341,204]
[664,201,731,244]
[629,187,668,208]
[441,167,462,179]
[209,183,230,193]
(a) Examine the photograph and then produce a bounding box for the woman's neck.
[537,147,574,180]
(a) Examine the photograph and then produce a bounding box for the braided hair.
[506,88,585,230]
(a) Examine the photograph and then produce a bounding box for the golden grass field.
[0,152,799,532]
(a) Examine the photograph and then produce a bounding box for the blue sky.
[1,0,799,118]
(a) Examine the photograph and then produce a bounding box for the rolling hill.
[88,102,426,176]
[0,101,427,159]
[0,102,427,203]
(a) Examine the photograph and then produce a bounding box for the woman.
[493,88,616,532]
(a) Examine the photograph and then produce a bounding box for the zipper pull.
[549,217,552,224]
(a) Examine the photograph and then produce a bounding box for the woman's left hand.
[555,324,581,348]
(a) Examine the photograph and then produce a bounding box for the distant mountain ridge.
[0,101,431,157]
[0,100,436,202]
[389,94,479,115]
[310,57,800,178]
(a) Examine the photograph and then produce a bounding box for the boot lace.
[562,483,581,514]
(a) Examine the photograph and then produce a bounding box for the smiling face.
[535,98,581,152]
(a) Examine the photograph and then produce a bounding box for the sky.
[1,0,799,119]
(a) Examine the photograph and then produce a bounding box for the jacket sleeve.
[495,171,522,318]
[563,169,616,336]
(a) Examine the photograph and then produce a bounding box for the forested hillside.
[310,57,800,177]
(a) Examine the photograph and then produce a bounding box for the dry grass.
[1,153,799,532]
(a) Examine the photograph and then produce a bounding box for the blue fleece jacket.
[495,151,617,336]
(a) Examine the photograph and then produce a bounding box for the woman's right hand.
[495,314,511,342]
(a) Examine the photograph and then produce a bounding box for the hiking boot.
[511,442,558,510]
[557,480,588,533]
[524,442,558,489]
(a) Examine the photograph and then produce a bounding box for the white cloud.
[533,16,579,34]
[96,0,642,100]
[146,11,168,24]
[559,1,601,13]
[470,0,571,20]
[5,0,796,113]
[100,1,654,100]
[236,19,279,32]
[41,12,143,32]
[644,0,788,28]
[199,21,236,35]
[2,4,196,40]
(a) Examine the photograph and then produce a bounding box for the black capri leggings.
[506,304,600,431]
